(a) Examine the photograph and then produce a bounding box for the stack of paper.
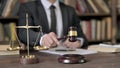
[40,46,97,55]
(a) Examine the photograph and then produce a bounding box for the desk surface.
[0,52,120,68]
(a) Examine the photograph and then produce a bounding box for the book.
[76,0,87,13]
[86,21,92,41]
[117,0,120,13]
[80,21,87,36]
[96,20,101,40]
[64,0,76,8]
[101,18,106,40]
[76,0,82,13]
[88,44,120,52]
[0,0,7,16]
[3,22,17,41]
[0,23,5,41]
[2,0,14,17]
[9,22,17,41]
[117,20,120,39]
[91,0,105,13]
[87,0,99,13]
[94,0,110,13]
[10,0,20,16]
[83,0,94,13]
[91,19,97,40]
[106,17,112,40]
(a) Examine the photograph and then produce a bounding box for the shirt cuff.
[39,34,46,45]
[77,37,84,46]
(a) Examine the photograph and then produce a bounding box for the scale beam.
[16,26,40,29]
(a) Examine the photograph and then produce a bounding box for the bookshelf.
[0,0,119,45]
[64,0,118,44]
[0,0,19,42]
[0,0,36,42]
[0,17,18,42]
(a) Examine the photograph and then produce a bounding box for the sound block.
[58,54,86,64]
[20,55,39,64]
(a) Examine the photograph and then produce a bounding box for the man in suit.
[17,0,88,49]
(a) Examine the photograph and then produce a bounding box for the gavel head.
[68,26,77,42]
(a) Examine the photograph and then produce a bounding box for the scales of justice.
[7,13,49,64]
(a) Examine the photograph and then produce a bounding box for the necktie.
[50,5,56,34]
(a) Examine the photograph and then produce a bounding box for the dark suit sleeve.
[70,8,88,48]
[17,4,41,47]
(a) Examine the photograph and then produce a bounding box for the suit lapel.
[60,3,68,35]
[36,1,69,35]
[37,0,49,32]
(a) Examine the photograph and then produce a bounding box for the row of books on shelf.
[0,22,16,41]
[64,0,120,14]
[1,0,120,17]
[64,0,110,14]
[80,17,112,41]
[0,0,113,17]
[0,0,36,17]
[0,0,20,17]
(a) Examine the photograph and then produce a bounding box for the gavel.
[68,26,77,42]
[57,26,77,42]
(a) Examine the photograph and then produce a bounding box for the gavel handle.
[57,36,67,41]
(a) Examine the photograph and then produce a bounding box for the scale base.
[20,55,39,64]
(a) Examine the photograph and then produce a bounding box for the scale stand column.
[18,13,39,64]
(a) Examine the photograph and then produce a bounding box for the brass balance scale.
[7,13,49,64]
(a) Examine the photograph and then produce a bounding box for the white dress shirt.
[41,0,63,37]
[39,0,63,45]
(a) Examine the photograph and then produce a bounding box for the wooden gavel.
[57,26,78,42]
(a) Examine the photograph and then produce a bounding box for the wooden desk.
[0,52,120,68]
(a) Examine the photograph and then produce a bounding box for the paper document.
[0,50,19,55]
[88,44,120,52]
[99,43,120,48]
[40,46,97,55]
[0,45,19,55]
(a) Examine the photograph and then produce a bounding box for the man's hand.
[63,39,82,48]
[41,32,59,48]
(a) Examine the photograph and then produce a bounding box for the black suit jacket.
[17,0,88,48]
